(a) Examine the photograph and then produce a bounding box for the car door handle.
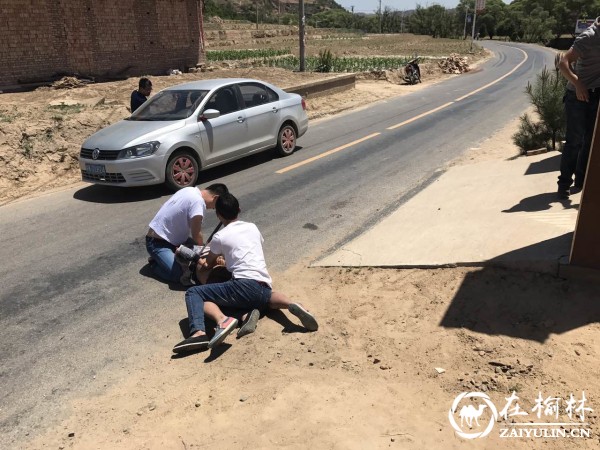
[237,116,245,123]
[272,107,279,113]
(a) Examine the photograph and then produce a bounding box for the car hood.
[82,119,185,150]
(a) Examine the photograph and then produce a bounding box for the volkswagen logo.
[92,148,100,160]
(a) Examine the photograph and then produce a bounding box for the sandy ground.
[10,53,600,448]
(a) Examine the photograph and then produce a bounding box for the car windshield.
[129,90,209,121]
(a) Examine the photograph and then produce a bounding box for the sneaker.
[173,334,209,354]
[237,309,260,338]
[208,316,238,348]
[288,303,318,331]
[557,188,569,200]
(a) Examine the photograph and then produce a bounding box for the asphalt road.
[0,41,556,446]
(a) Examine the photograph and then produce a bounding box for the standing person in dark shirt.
[557,18,600,199]
[130,77,152,113]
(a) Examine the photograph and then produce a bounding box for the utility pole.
[378,0,382,34]
[401,10,404,33]
[299,0,305,71]
[256,1,259,30]
[278,0,280,25]
[470,9,477,51]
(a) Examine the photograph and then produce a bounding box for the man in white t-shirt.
[145,183,228,284]
[173,193,318,354]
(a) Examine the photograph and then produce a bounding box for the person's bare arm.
[559,47,588,101]
[190,215,203,245]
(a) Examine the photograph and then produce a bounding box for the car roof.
[163,78,268,91]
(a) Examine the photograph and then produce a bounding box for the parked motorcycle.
[403,58,421,85]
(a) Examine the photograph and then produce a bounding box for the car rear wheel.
[165,151,199,191]
[276,124,297,157]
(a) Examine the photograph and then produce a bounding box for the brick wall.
[0,0,204,88]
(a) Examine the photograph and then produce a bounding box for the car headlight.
[118,141,161,159]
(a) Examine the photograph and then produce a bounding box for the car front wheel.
[276,124,297,157]
[165,151,199,191]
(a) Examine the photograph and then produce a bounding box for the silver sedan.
[78,78,308,190]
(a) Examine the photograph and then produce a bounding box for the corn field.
[260,55,412,72]
[206,49,291,61]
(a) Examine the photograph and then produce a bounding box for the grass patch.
[0,110,20,123]
[47,103,84,114]
[20,135,33,157]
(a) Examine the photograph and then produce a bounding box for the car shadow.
[74,184,169,203]
[73,146,303,203]
[196,146,304,184]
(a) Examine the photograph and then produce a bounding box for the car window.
[130,90,208,121]
[205,87,239,115]
[266,86,279,103]
[239,83,278,108]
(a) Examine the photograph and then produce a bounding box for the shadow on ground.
[439,234,600,343]
[524,153,561,175]
[502,192,579,213]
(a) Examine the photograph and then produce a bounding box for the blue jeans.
[185,278,271,335]
[145,236,182,283]
[559,89,600,189]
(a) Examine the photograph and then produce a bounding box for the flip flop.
[288,303,318,331]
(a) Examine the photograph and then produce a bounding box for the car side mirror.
[199,109,220,121]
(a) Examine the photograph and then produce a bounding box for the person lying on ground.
[145,183,228,285]
[173,192,318,354]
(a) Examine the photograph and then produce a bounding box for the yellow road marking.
[276,132,381,174]
[277,46,529,174]
[454,47,529,102]
[386,102,455,130]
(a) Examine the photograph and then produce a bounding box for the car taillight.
[301,98,307,110]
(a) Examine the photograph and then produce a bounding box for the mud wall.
[0,0,203,88]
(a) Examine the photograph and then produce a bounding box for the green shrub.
[316,49,335,73]
[513,113,551,153]
[513,66,566,153]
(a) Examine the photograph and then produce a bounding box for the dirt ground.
[10,50,600,449]
[0,56,464,206]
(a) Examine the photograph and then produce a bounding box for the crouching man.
[173,193,318,354]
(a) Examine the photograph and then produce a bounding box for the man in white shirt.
[145,183,228,284]
[173,193,318,354]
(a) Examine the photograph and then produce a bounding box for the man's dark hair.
[205,183,228,196]
[139,77,152,89]
[215,193,240,221]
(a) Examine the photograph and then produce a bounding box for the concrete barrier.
[285,73,356,98]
